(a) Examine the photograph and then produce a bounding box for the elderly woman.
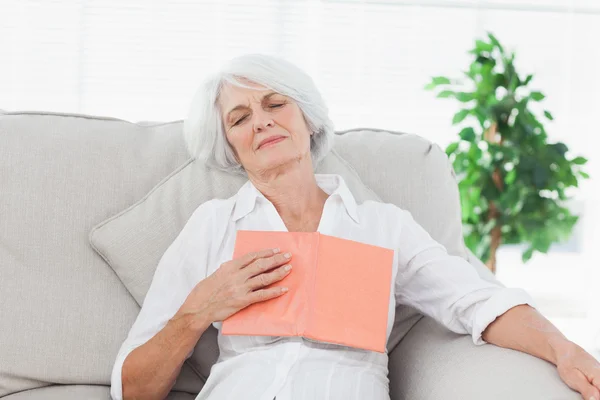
[111,54,600,400]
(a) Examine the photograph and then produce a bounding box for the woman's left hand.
[554,340,600,400]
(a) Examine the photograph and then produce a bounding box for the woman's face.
[218,80,312,175]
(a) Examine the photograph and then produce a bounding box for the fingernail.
[273,248,280,253]
[590,397,597,400]
[284,264,292,271]
[284,252,291,259]
[281,287,289,292]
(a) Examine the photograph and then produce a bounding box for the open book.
[221,230,394,353]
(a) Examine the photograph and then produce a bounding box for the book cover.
[221,230,394,353]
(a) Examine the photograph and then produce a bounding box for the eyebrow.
[225,92,280,123]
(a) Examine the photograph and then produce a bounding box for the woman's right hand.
[174,248,293,327]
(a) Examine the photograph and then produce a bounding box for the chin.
[260,154,302,172]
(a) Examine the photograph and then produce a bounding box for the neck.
[247,158,328,230]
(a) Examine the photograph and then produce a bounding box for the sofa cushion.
[0,112,193,396]
[334,128,469,260]
[2,384,195,400]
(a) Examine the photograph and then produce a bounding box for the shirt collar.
[231,174,360,224]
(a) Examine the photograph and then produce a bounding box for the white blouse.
[110,174,535,400]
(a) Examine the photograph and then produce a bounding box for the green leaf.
[475,40,494,53]
[533,233,552,253]
[522,247,534,262]
[425,76,452,90]
[472,106,488,127]
[487,32,503,52]
[452,109,470,125]
[565,172,579,187]
[433,76,451,84]
[523,74,533,85]
[437,90,456,99]
[459,127,476,142]
[431,76,451,86]
[505,169,517,185]
[533,165,549,188]
[572,156,587,165]
[446,142,459,155]
[551,142,568,157]
[544,111,554,120]
[530,91,546,101]
[579,171,590,179]
[455,92,475,102]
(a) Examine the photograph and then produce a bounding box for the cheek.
[281,106,311,137]
[227,127,254,155]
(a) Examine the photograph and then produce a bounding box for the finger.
[588,385,600,400]
[590,362,600,390]
[246,286,289,305]
[235,248,281,268]
[562,369,599,400]
[587,363,600,394]
[246,264,292,290]
[242,252,292,278]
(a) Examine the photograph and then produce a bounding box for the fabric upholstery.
[0,112,193,396]
[2,384,194,400]
[388,316,579,400]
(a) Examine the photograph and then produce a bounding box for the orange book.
[221,230,394,353]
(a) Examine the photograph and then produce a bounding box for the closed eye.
[232,103,284,126]
[233,115,248,126]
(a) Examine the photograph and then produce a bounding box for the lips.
[257,135,287,150]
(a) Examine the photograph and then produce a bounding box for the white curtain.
[2,0,599,351]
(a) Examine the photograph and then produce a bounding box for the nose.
[252,109,274,132]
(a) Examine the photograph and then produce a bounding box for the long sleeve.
[110,200,216,400]
[394,208,536,345]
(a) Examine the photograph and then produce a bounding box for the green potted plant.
[425,33,589,274]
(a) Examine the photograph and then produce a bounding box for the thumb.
[561,368,600,400]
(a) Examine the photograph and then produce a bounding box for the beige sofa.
[0,110,579,399]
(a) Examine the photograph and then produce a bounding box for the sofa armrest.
[388,316,579,400]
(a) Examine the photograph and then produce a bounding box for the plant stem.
[484,122,503,274]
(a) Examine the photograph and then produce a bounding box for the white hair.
[183,54,335,175]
